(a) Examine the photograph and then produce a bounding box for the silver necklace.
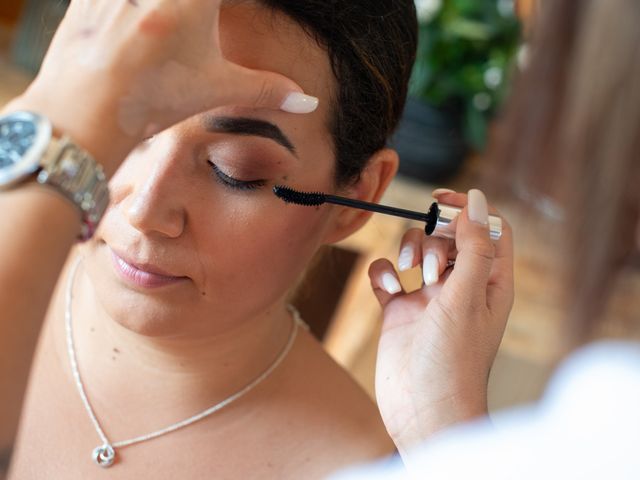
[65,258,303,468]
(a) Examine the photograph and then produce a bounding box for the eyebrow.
[202,115,297,157]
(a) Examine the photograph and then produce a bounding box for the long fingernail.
[422,252,439,287]
[280,92,319,114]
[381,273,402,294]
[398,245,414,272]
[468,189,489,225]
[432,188,456,198]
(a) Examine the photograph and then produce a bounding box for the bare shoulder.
[274,328,395,473]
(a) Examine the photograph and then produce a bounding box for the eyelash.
[208,161,266,191]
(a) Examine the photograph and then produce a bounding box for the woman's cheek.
[268,206,330,273]
[212,205,330,304]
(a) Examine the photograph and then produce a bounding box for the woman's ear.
[323,148,399,244]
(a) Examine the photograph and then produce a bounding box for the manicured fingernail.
[422,252,439,287]
[398,245,414,272]
[381,273,402,294]
[432,188,456,198]
[468,189,489,225]
[280,92,319,114]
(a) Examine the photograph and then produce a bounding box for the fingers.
[434,188,514,324]
[219,62,319,114]
[397,228,453,288]
[397,228,423,272]
[486,214,515,320]
[433,190,501,217]
[371,188,511,318]
[442,189,495,308]
[368,258,403,308]
[420,235,454,287]
[432,190,469,209]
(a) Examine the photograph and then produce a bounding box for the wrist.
[5,89,136,179]
[0,109,111,240]
[392,388,488,454]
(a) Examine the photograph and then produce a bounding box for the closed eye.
[208,161,266,191]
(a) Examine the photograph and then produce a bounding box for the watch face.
[0,111,52,187]
[0,118,37,168]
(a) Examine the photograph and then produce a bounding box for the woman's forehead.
[219,3,334,111]
[216,3,336,161]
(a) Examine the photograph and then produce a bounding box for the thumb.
[218,62,319,114]
[441,189,495,309]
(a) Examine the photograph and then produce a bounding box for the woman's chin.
[78,255,196,337]
[106,306,187,337]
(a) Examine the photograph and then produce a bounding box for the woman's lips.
[109,249,188,289]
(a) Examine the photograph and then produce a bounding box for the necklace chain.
[65,258,304,468]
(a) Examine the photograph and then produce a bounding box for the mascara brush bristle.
[273,185,327,206]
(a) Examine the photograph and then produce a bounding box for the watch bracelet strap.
[38,136,110,241]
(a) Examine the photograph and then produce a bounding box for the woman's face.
[81,3,341,336]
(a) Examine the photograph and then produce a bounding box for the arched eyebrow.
[202,115,297,158]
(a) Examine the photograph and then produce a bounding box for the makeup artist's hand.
[368,189,514,457]
[5,0,316,175]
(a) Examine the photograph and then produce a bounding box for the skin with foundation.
[8,4,397,479]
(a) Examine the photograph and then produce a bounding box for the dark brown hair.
[256,0,418,185]
[489,0,640,344]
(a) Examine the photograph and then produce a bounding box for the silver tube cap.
[432,203,502,241]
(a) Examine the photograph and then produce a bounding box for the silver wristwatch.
[0,111,110,240]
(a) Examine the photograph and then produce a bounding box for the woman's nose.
[122,154,187,239]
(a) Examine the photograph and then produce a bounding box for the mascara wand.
[273,185,502,241]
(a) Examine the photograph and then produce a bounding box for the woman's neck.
[57,262,295,413]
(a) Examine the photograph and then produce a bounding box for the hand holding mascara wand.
[275,184,514,453]
[273,185,503,241]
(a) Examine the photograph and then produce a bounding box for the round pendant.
[92,444,116,468]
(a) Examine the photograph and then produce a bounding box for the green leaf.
[411,0,522,146]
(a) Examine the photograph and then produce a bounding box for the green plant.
[410,0,522,149]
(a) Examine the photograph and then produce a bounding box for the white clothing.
[331,342,640,479]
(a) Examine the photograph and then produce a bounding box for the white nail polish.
[432,188,455,198]
[468,189,489,225]
[422,253,439,287]
[381,273,402,294]
[280,92,319,114]
[398,245,414,272]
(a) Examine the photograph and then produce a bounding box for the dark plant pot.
[389,97,467,183]
[11,0,69,74]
